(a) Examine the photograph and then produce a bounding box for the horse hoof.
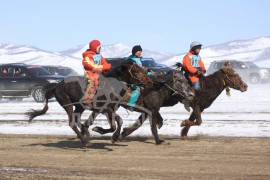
[156,139,165,145]
[180,121,186,127]
[157,123,163,129]
[84,142,92,148]
[181,136,188,140]
[111,137,118,144]
[92,127,98,132]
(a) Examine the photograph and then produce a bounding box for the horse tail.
[26,84,57,122]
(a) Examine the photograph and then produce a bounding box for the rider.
[81,39,111,108]
[124,45,153,110]
[183,41,206,92]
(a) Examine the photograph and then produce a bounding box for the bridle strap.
[128,64,144,85]
[223,76,231,97]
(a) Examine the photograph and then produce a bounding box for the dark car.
[105,57,172,75]
[41,65,78,76]
[140,58,172,75]
[0,63,65,102]
[207,60,270,84]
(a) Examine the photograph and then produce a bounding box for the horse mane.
[103,60,134,80]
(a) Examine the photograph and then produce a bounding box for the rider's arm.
[199,56,206,73]
[83,56,103,71]
[100,56,111,71]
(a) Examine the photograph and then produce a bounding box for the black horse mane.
[103,60,134,80]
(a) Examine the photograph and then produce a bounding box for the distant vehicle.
[105,57,172,75]
[0,63,64,102]
[207,60,270,84]
[41,65,78,76]
[140,58,172,75]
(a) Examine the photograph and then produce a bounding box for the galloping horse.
[120,62,248,140]
[83,70,195,144]
[178,61,248,138]
[26,60,153,147]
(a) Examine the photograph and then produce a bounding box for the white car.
[207,60,270,84]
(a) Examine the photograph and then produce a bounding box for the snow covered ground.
[0,83,269,137]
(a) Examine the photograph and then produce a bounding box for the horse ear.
[224,61,232,68]
[175,62,184,72]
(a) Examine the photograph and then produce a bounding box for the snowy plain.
[0,83,269,138]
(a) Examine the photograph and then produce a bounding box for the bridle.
[222,73,238,97]
[164,83,181,96]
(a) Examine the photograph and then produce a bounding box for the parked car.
[105,57,172,75]
[207,60,270,84]
[0,63,65,102]
[140,58,172,75]
[41,65,78,76]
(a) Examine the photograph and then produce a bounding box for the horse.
[84,70,195,144]
[26,60,153,147]
[178,61,248,138]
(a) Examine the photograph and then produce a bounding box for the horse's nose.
[243,83,248,90]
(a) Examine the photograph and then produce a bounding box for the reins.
[164,83,180,96]
[128,64,145,85]
[223,74,233,97]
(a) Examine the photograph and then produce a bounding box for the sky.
[1,0,270,54]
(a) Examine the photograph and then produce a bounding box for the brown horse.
[26,60,153,147]
[179,62,248,138]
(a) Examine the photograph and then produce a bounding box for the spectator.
[1,68,9,77]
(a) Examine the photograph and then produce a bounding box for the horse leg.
[81,111,99,141]
[121,113,148,138]
[65,105,91,147]
[111,113,123,143]
[156,112,163,129]
[181,108,204,139]
[181,111,196,139]
[92,110,116,135]
[150,111,165,145]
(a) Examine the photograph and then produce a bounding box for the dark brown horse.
[179,62,248,138]
[120,62,248,140]
[26,60,153,147]
[83,70,195,144]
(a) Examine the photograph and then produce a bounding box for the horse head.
[121,60,153,88]
[221,61,248,92]
[169,70,194,102]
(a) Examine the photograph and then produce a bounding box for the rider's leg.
[192,81,200,92]
[82,74,99,108]
[127,86,140,107]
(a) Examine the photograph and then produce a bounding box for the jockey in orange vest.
[183,41,206,92]
[81,40,111,108]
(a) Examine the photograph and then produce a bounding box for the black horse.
[178,62,248,138]
[84,70,194,144]
[26,60,153,147]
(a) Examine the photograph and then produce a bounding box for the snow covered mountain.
[162,37,270,68]
[0,42,172,74]
[60,42,173,62]
[0,43,84,74]
[1,37,270,75]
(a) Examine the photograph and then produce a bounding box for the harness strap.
[164,83,179,96]
[223,79,231,97]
